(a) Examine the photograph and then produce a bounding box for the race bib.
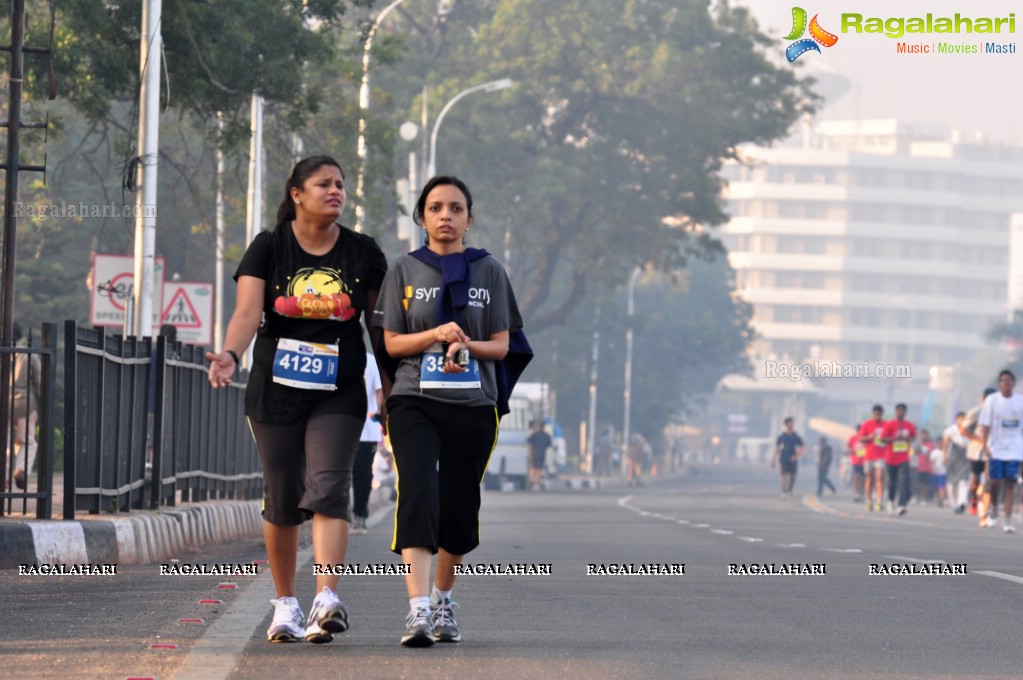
[272,339,339,391]
[420,351,481,390]
[1002,418,1020,429]
[854,445,866,459]
[892,441,909,453]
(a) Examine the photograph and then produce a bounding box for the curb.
[0,500,263,570]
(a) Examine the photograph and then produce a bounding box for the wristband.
[225,349,240,366]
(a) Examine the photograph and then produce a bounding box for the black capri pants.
[248,382,365,526]
[387,396,499,556]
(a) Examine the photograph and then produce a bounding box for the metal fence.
[1,323,57,518]
[60,321,261,519]
[3,320,263,520]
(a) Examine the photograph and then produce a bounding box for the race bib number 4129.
[272,339,339,391]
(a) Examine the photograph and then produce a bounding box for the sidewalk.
[0,472,392,570]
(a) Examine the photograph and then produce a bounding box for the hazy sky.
[737,0,1022,143]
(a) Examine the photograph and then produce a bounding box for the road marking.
[675,520,690,525]
[879,552,941,560]
[738,537,763,543]
[777,543,806,548]
[821,548,862,553]
[803,495,843,515]
[976,570,1023,585]
[710,529,734,535]
[691,523,710,528]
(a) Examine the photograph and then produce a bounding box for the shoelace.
[406,607,432,627]
[433,601,459,627]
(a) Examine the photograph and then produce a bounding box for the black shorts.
[387,396,498,556]
[970,460,987,477]
[780,458,798,475]
[530,450,547,469]
[248,381,365,525]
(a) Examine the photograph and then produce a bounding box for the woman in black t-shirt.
[207,155,386,645]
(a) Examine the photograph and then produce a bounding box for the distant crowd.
[773,369,1023,534]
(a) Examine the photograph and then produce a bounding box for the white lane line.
[738,537,763,543]
[881,555,945,564]
[821,548,863,554]
[777,543,806,548]
[675,520,690,525]
[710,529,734,535]
[976,570,1023,585]
[691,523,710,528]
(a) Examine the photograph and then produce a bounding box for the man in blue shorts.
[979,370,1023,533]
[772,417,804,499]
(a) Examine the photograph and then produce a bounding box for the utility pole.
[132,0,162,338]
[0,0,51,472]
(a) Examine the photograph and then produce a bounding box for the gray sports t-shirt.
[372,253,519,406]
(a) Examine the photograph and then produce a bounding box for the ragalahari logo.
[785,7,838,62]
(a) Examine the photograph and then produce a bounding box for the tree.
[531,256,753,453]
[2,1,379,332]
[376,0,816,331]
[986,309,1023,377]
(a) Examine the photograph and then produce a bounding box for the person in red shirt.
[848,432,866,503]
[858,405,886,512]
[882,403,917,515]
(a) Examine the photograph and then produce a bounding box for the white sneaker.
[350,515,368,535]
[267,596,305,642]
[1004,523,1016,534]
[306,586,349,643]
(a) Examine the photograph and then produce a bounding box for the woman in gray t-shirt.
[373,175,524,648]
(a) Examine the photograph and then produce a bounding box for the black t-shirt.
[527,429,552,456]
[776,432,803,461]
[235,221,387,424]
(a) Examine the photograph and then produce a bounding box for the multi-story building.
[719,119,1023,423]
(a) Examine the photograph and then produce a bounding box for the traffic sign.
[90,254,166,329]
[160,282,213,346]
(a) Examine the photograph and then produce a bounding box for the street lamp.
[428,78,513,178]
[622,266,642,474]
[355,0,460,232]
[354,0,410,232]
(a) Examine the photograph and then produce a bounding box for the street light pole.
[622,266,641,474]
[428,78,513,178]
[354,0,409,233]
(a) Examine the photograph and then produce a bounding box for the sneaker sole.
[317,610,349,634]
[268,631,302,643]
[433,632,461,643]
[401,631,435,647]
[305,631,334,644]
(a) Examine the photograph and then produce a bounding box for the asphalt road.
[1,462,1021,679]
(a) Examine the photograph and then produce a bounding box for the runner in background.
[964,387,996,519]
[858,405,886,512]
[882,403,916,516]
[848,432,866,503]
[772,417,804,500]
[978,370,1023,533]
[942,411,969,513]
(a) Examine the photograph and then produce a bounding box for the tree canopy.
[369,0,816,330]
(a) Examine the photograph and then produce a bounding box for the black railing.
[1,323,57,518]
[62,321,261,520]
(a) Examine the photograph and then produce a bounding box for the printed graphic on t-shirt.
[401,285,492,312]
[273,267,355,321]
